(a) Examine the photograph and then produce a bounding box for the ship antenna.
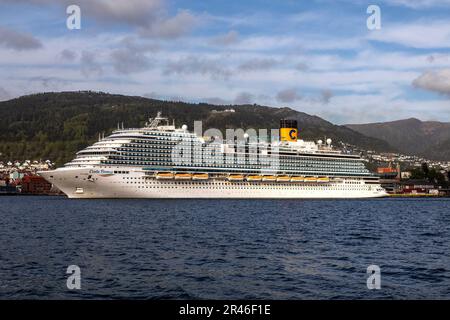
[147,111,165,128]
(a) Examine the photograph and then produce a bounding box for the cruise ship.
[38,113,387,198]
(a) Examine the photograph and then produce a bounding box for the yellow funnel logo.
[280,128,298,142]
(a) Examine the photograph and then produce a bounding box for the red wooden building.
[21,175,52,195]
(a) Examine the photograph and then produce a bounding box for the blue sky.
[0,0,450,124]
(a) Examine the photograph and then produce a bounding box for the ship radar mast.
[145,112,170,128]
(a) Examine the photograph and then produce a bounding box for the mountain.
[0,91,393,165]
[346,118,450,160]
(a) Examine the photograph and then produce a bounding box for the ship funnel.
[280,119,298,142]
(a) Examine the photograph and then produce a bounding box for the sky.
[0,0,450,124]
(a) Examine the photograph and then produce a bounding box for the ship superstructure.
[39,113,386,198]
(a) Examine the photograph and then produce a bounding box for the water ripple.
[0,197,449,299]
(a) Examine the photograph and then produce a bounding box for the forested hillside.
[0,91,394,165]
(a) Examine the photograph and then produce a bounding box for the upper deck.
[64,113,370,177]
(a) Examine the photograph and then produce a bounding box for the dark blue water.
[0,196,449,299]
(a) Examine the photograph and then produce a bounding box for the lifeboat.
[192,173,209,180]
[156,172,174,180]
[174,173,192,180]
[262,175,277,182]
[228,174,244,181]
[276,175,290,182]
[246,175,262,181]
[317,177,330,183]
[290,176,304,182]
[304,177,318,182]
[98,171,114,177]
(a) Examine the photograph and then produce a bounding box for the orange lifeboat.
[276,175,290,182]
[228,174,244,181]
[246,175,262,181]
[192,173,209,180]
[156,172,174,180]
[290,176,304,182]
[174,173,192,180]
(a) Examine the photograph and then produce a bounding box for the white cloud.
[238,58,278,72]
[209,30,240,46]
[10,0,197,39]
[233,92,254,104]
[164,56,232,80]
[109,37,157,74]
[384,0,450,8]
[320,89,333,104]
[80,51,103,77]
[58,49,77,61]
[368,21,450,49]
[2,1,450,124]
[0,26,42,51]
[138,10,197,39]
[292,93,450,124]
[0,86,11,101]
[276,88,302,103]
[413,69,450,96]
[110,48,151,74]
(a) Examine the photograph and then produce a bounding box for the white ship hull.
[39,167,387,199]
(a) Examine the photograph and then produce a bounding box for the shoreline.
[1,193,449,198]
[388,193,449,198]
